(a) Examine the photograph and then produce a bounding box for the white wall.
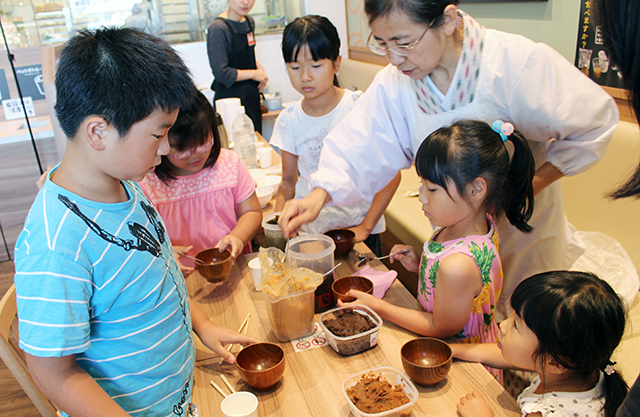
[454,0,581,62]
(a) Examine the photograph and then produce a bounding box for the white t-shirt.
[271,89,386,234]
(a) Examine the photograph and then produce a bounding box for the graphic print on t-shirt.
[58,194,164,257]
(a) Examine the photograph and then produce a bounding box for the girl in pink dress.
[342,120,535,372]
[141,89,262,275]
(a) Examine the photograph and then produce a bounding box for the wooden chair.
[0,284,59,417]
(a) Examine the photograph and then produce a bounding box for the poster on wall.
[573,0,624,89]
[15,65,46,101]
[0,69,10,101]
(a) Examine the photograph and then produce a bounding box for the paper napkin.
[352,266,398,299]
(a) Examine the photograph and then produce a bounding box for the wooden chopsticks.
[217,312,251,365]
[210,373,237,398]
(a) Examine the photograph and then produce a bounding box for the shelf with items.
[35,11,69,45]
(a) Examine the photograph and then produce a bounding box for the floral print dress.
[418,215,503,380]
[418,215,502,343]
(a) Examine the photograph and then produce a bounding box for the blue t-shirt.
[14,169,195,416]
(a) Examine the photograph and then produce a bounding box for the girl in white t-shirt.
[270,15,400,255]
[452,271,628,417]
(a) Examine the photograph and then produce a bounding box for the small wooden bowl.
[332,276,374,303]
[401,337,452,386]
[236,342,285,391]
[195,248,232,283]
[324,229,356,258]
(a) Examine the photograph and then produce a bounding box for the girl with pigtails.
[340,119,535,380]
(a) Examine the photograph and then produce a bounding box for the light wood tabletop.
[186,243,521,417]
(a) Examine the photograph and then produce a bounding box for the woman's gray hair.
[364,0,459,26]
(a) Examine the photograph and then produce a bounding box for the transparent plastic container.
[262,212,286,251]
[265,287,316,341]
[319,305,382,356]
[342,367,419,417]
[287,235,336,313]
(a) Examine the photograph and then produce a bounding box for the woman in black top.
[207,0,269,133]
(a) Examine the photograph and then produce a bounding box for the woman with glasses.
[141,89,262,275]
[278,0,618,320]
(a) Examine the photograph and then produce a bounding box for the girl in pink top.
[141,89,262,275]
[342,120,535,357]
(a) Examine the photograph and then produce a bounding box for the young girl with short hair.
[140,89,262,274]
[454,270,628,417]
[342,120,535,373]
[271,15,400,255]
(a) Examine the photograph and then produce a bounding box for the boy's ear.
[467,177,487,202]
[84,117,111,151]
[333,55,342,74]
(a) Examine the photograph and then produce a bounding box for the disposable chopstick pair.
[210,374,236,398]
[217,312,251,365]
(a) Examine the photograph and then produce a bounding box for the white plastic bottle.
[232,106,258,169]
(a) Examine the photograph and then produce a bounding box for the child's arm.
[341,253,481,338]
[190,298,260,364]
[450,343,514,369]
[217,193,262,259]
[25,354,131,417]
[275,150,298,212]
[349,171,401,242]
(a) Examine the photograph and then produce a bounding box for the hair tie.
[604,361,617,376]
[492,120,514,143]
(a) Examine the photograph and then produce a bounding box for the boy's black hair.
[54,27,194,139]
[154,89,221,183]
[511,271,628,417]
[281,15,341,87]
[415,120,535,233]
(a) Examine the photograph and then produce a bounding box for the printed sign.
[291,323,328,352]
[2,97,36,120]
[16,65,46,101]
[573,0,624,88]
[0,69,10,101]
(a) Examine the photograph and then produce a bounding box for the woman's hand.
[389,244,419,273]
[278,188,330,237]
[457,391,494,417]
[217,234,245,260]
[174,245,195,276]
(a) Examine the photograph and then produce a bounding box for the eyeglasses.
[366,19,435,57]
[167,139,214,159]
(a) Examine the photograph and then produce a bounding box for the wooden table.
[187,243,520,416]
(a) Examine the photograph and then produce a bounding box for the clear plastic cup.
[262,212,286,251]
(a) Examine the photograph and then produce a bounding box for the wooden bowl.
[236,342,285,391]
[401,337,452,385]
[195,248,232,283]
[332,276,374,303]
[324,229,356,258]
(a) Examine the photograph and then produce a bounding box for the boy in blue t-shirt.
[14,27,258,416]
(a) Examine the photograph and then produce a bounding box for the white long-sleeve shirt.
[311,28,618,206]
[310,26,618,319]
